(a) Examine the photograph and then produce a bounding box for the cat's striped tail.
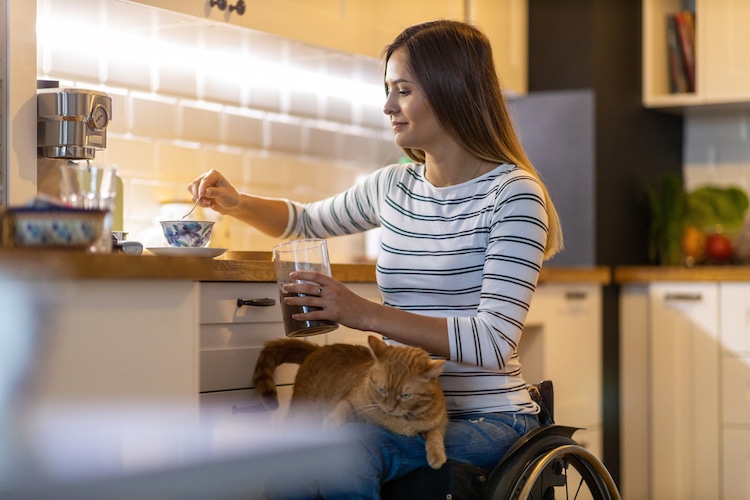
[252,338,319,410]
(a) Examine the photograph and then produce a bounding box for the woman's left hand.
[282,271,375,331]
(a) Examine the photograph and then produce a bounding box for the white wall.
[35,0,401,260]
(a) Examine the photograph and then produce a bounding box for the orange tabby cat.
[253,335,448,468]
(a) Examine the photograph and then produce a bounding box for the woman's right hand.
[187,169,240,216]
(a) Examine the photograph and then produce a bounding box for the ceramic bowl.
[2,208,107,249]
[159,220,214,248]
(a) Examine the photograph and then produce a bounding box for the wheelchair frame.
[381,381,621,500]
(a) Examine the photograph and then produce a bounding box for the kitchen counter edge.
[0,250,611,284]
[614,265,750,283]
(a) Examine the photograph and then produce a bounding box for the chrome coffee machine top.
[37,88,112,160]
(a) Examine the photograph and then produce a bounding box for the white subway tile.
[131,93,177,138]
[339,132,371,164]
[308,127,338,160]
[181,103,222,143]
[203,72,244,106]
[106,57,153,92]
[197,148,245,185]
[326,53,356,81]
[156,141,202,182]
[288,42,326,74]
[289,88,321,119]
[105,136,157,177]
[248,81,283,113]
[325,96,353,123]
[268,120,304,153]
[247,154,292,188]
[125,178,182,222]
[224,112,264,149]
[46,48,101,83]
[158,64,199,99]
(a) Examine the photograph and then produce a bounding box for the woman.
[189,20,563,499]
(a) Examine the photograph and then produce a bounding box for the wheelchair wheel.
[486,434,620,500]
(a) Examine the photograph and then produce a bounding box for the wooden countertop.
[0,249,611,284]
[615,265,750,283]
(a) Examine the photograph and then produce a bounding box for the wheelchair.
[380,381,621,500]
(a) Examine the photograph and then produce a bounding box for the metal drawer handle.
[664,293,702,301]
[565,291,588,300]
[236,298,276,307]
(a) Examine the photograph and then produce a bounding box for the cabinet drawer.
[200,282,280,324]
[722,356,750,425]
[199,385,294,428]
[200,345,298,392]
[200,323,287,350]
[723,428,750,500]
[720,283,750,355]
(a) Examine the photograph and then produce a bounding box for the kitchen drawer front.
[200,282,280,324]
[723,428,750,500]
[723,356,750,425]
[200,321,287,350]
[200,343,298,392]
[720,283,750,355]
[199,385,293,428]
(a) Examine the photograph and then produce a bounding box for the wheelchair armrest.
[528,380,555,424]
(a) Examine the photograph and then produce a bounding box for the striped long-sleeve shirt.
[282,162,547,416]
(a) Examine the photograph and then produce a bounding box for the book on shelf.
[666,10,696,94]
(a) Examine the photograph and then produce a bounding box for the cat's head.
[365,336,445,416]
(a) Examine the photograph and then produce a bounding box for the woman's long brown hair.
[384,20,563,259]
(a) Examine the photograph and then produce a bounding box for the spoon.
[181,199,200,220]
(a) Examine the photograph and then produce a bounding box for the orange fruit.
[682,225,706,263]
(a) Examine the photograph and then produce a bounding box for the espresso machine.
[37,83,112,161]
[36,81,124,237]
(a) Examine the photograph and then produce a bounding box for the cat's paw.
[426,446,447,469]
[323,414,345,431]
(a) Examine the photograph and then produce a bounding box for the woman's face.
[383,49,444,153]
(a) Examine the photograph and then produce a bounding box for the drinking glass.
[273,238,338,337]
[59,163,117,253]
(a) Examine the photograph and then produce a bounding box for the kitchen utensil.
[181,199,200,221]
[273,238,338,337]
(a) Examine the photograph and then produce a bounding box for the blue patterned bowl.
[160,220,214,248]
[4,208,107,249]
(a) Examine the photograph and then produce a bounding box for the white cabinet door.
[723,428,750,500]
[700,0,750,103]
[29,280,200,410]
[522,283,602,457]
[720,282,750,355]
[649,283,720,500]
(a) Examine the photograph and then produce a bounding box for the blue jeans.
[315,412,540,499]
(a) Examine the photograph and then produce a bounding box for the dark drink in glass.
[279,292,338,337]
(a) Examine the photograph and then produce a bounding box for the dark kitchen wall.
[509,89,596,267]
[527,0,684,486]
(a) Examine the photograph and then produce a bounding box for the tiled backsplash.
[36,0,400,260]
[684,109,750,194]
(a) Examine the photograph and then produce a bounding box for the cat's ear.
[367,335,387,357]
[424,359,445,379]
